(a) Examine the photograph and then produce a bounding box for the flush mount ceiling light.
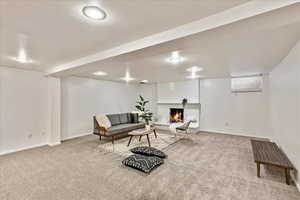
[186,66,203,72]
[120,72,136,82]
[82,6,107,21]
[93,71,107,76]
[166,51,184,64]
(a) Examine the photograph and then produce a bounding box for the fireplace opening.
[170,108,184,123]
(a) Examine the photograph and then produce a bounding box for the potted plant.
[135,95,153,130]
[182,98,188,108]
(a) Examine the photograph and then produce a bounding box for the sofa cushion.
[130,113,139,123]
[106,123,145,136]
[130,146,167,159]
[122,154,164,173]
[119,113,129,124]
[106,114,121,126]
[129,122,145,130]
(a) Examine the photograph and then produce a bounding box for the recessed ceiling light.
[140,80,149,84]
[82,6,107,21]
[93,71,107,76]
[120,72,136,82]
[186,72,201,79]
[186,66,203,72]
[14,57,33,63]
[166,51,184,64]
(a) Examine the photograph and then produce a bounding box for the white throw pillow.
[96,115,111,129]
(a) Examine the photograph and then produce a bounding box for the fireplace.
[170,108,184,123]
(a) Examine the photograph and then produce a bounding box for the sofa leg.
[112,136,114,145]
[99,135,102,141]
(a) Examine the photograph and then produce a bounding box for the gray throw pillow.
[130,146,167,158]
[119,113,129,124]
[130,113,139,123]
[106,114,121,126]
[122,154,163,173]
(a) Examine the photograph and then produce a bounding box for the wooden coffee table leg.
[139,136,142,141]
[257,162,261,178]
[154,129,157,138]
[146,134,151,147]
[127,136,133,146]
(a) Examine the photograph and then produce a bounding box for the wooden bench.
[250,140,294,185]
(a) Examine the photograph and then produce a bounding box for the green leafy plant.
[135,95,153,125]
[182,98,188,108]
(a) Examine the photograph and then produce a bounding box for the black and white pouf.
[130,146,167,159]
[122,154,164,173]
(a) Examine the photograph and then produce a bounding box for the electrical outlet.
[225,122,229,126]
[28,134,33,139]
[41,132,46,136]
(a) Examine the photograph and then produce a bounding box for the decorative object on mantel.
[182,98,188,108]
[135,95,153,130]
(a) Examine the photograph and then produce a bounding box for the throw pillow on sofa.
[95,115,111,129]
[130,113,139,123]
[130,146,167,158]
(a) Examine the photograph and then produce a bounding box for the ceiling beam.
[46,0,300,76]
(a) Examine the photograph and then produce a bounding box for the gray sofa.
[93,113,145,144]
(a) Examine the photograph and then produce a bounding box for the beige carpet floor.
[0,131,299,200]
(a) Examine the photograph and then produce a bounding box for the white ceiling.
[0,0,248,71]
[1,0,300,83]
[69,3,300,83]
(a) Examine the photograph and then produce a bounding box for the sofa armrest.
[95,125,108,133]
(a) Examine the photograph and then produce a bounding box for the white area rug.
[96,132,184,157]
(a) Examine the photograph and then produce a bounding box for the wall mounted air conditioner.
[231,75,263,93]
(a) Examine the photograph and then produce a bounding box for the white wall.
[157,80,199,103]
[0,67,49,154]
[269,40,300,188]
[199,76,271,138]
[47,77,61,146]
[61,77,140,140]
[140,84,157,119]
[0,68,4,153]
[155,80,201,127]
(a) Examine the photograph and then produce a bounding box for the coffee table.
[127,128,157,147]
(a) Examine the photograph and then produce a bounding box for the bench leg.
[139,136,142,141]
[257,162,261,178]
[112,136,114,145]
[99,135,101,141]
[285,168,290,185]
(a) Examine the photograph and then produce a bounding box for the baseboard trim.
[48,141,61,146]
[199,129,269,139]
[0,143,48,156]
[62,132,92,141]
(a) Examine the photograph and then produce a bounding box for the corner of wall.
[0,67,3,153]
[46,77,62,145]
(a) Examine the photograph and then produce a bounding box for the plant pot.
[146,124,151,130]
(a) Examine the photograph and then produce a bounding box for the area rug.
[96,132,184,158]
